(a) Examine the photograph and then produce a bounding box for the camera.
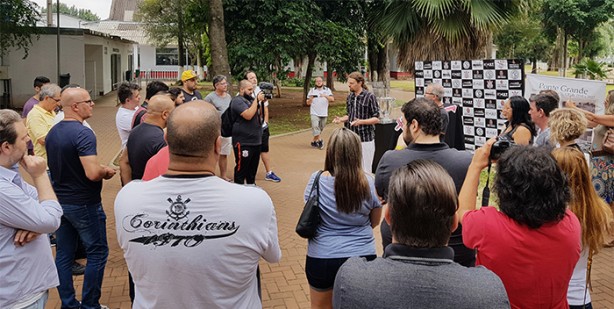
[259,82,274,100]
[489,136,515,160]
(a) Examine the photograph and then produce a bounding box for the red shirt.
[463,207,581,309]
[142,146,169,181]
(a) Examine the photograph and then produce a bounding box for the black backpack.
[220,102,234,137]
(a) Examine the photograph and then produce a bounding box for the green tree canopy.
[0,0,40,58]
[373,0,527,71]
[42,3,100,21]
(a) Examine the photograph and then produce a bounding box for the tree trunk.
[367,37,379,82]
[303,52,316,106]
[531,57,537,74]
[377,42,390,89]
[274,55,283,98]
[326,65,334,91]
[294,56,304,78]
[561,33,568,77]
[208,0,233,94]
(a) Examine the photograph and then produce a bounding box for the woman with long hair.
[303,127,381,309]
[552,147,613,309]
[500,96,536,145]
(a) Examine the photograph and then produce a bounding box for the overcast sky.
[31,0,112,20]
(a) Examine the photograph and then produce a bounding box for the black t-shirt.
[127,122,167,180]
[181,89,203,102]
[230,95,262,146]
[375,142,475,266]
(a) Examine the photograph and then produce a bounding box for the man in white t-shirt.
[115,82,141,147]
[307,76,334,149]
[115,102,281,309]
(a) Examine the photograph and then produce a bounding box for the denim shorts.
[305,255,376,291]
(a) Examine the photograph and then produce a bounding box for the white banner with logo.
[524,74,606,114]
[525,74,607,146]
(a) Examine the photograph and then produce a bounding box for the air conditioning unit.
[0,66,9,79]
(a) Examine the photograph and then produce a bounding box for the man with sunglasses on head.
[46,87,116,309]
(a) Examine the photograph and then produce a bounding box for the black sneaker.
[72,262,86,276]
[318,140,324,150]
[310,141,318,148]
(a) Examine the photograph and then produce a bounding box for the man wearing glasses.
[46,87,116,309]
[26,83,61,162]
[423,83,450,139]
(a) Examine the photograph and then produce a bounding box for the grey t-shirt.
[204,92,231,114]
[333,246,509,309]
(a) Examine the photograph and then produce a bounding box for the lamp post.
[57,0,60,84]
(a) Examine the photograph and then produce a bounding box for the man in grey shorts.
[204,75,232,180]
[307,77,334,149]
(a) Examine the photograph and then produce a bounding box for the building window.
[156,48,178,66]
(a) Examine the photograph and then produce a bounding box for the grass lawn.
[390,80,415,91]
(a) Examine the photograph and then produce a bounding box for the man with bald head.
[46,87,116,309]
[230,79,265,185]
[115,102,281,308]
[120,94,175,185]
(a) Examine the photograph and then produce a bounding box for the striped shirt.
[345,90,380,142]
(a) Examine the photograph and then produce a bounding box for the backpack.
[220,102,235,137]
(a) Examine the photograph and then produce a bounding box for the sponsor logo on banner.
[463,99,474,106]
[485,99,497,109]
[442,70,451,79]
[433,61,442,70]
[464,107,474,117]
[473,80,485,89]
[462,88,473,98]
[451,70,462,79]
[483,59,495,69]
[475,126,485,136]
[484,70,496,80]
[474,108,485,117]
[462,80,473,88]
[485,90,497,99]
[474,99,485,108]
[423,61,432,70]
[496,91,509,99]
[472,60,484,70]
[473,70,483,79]
[442,79,452,88]
[496,70,508,79]
[463,117,474,125]
[415,71,424,78]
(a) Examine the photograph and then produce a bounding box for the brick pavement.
[43,89,614,309]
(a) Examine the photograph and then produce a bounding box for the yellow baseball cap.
[181,70,198,82]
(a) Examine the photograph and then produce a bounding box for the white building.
[1,14,136,109]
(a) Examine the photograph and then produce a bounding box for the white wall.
[84,35,133,93]
[7,34,85,107]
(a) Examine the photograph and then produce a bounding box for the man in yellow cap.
[180,70,202,102]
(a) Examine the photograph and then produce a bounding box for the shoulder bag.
[295,170,324,239]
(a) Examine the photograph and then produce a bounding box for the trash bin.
[125,70,131,81]
[59,74,71,88]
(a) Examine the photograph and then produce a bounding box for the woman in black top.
[500,96,536,145]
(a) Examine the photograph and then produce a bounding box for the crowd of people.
[0,71,613,309]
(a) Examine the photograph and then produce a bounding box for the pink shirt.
[463,207,581,309]
[142,146,169,181]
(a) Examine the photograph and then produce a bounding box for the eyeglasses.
[51,97,61,102]
[74,100,94,106]
[425,92,434,95]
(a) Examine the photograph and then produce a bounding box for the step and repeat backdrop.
[414,59,524,150]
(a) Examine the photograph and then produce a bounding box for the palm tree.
[372,0,528,71]
[572,58,611,80]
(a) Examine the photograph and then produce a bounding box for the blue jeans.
[55,203,109,309]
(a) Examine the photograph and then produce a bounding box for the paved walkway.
[44,88,614,308]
